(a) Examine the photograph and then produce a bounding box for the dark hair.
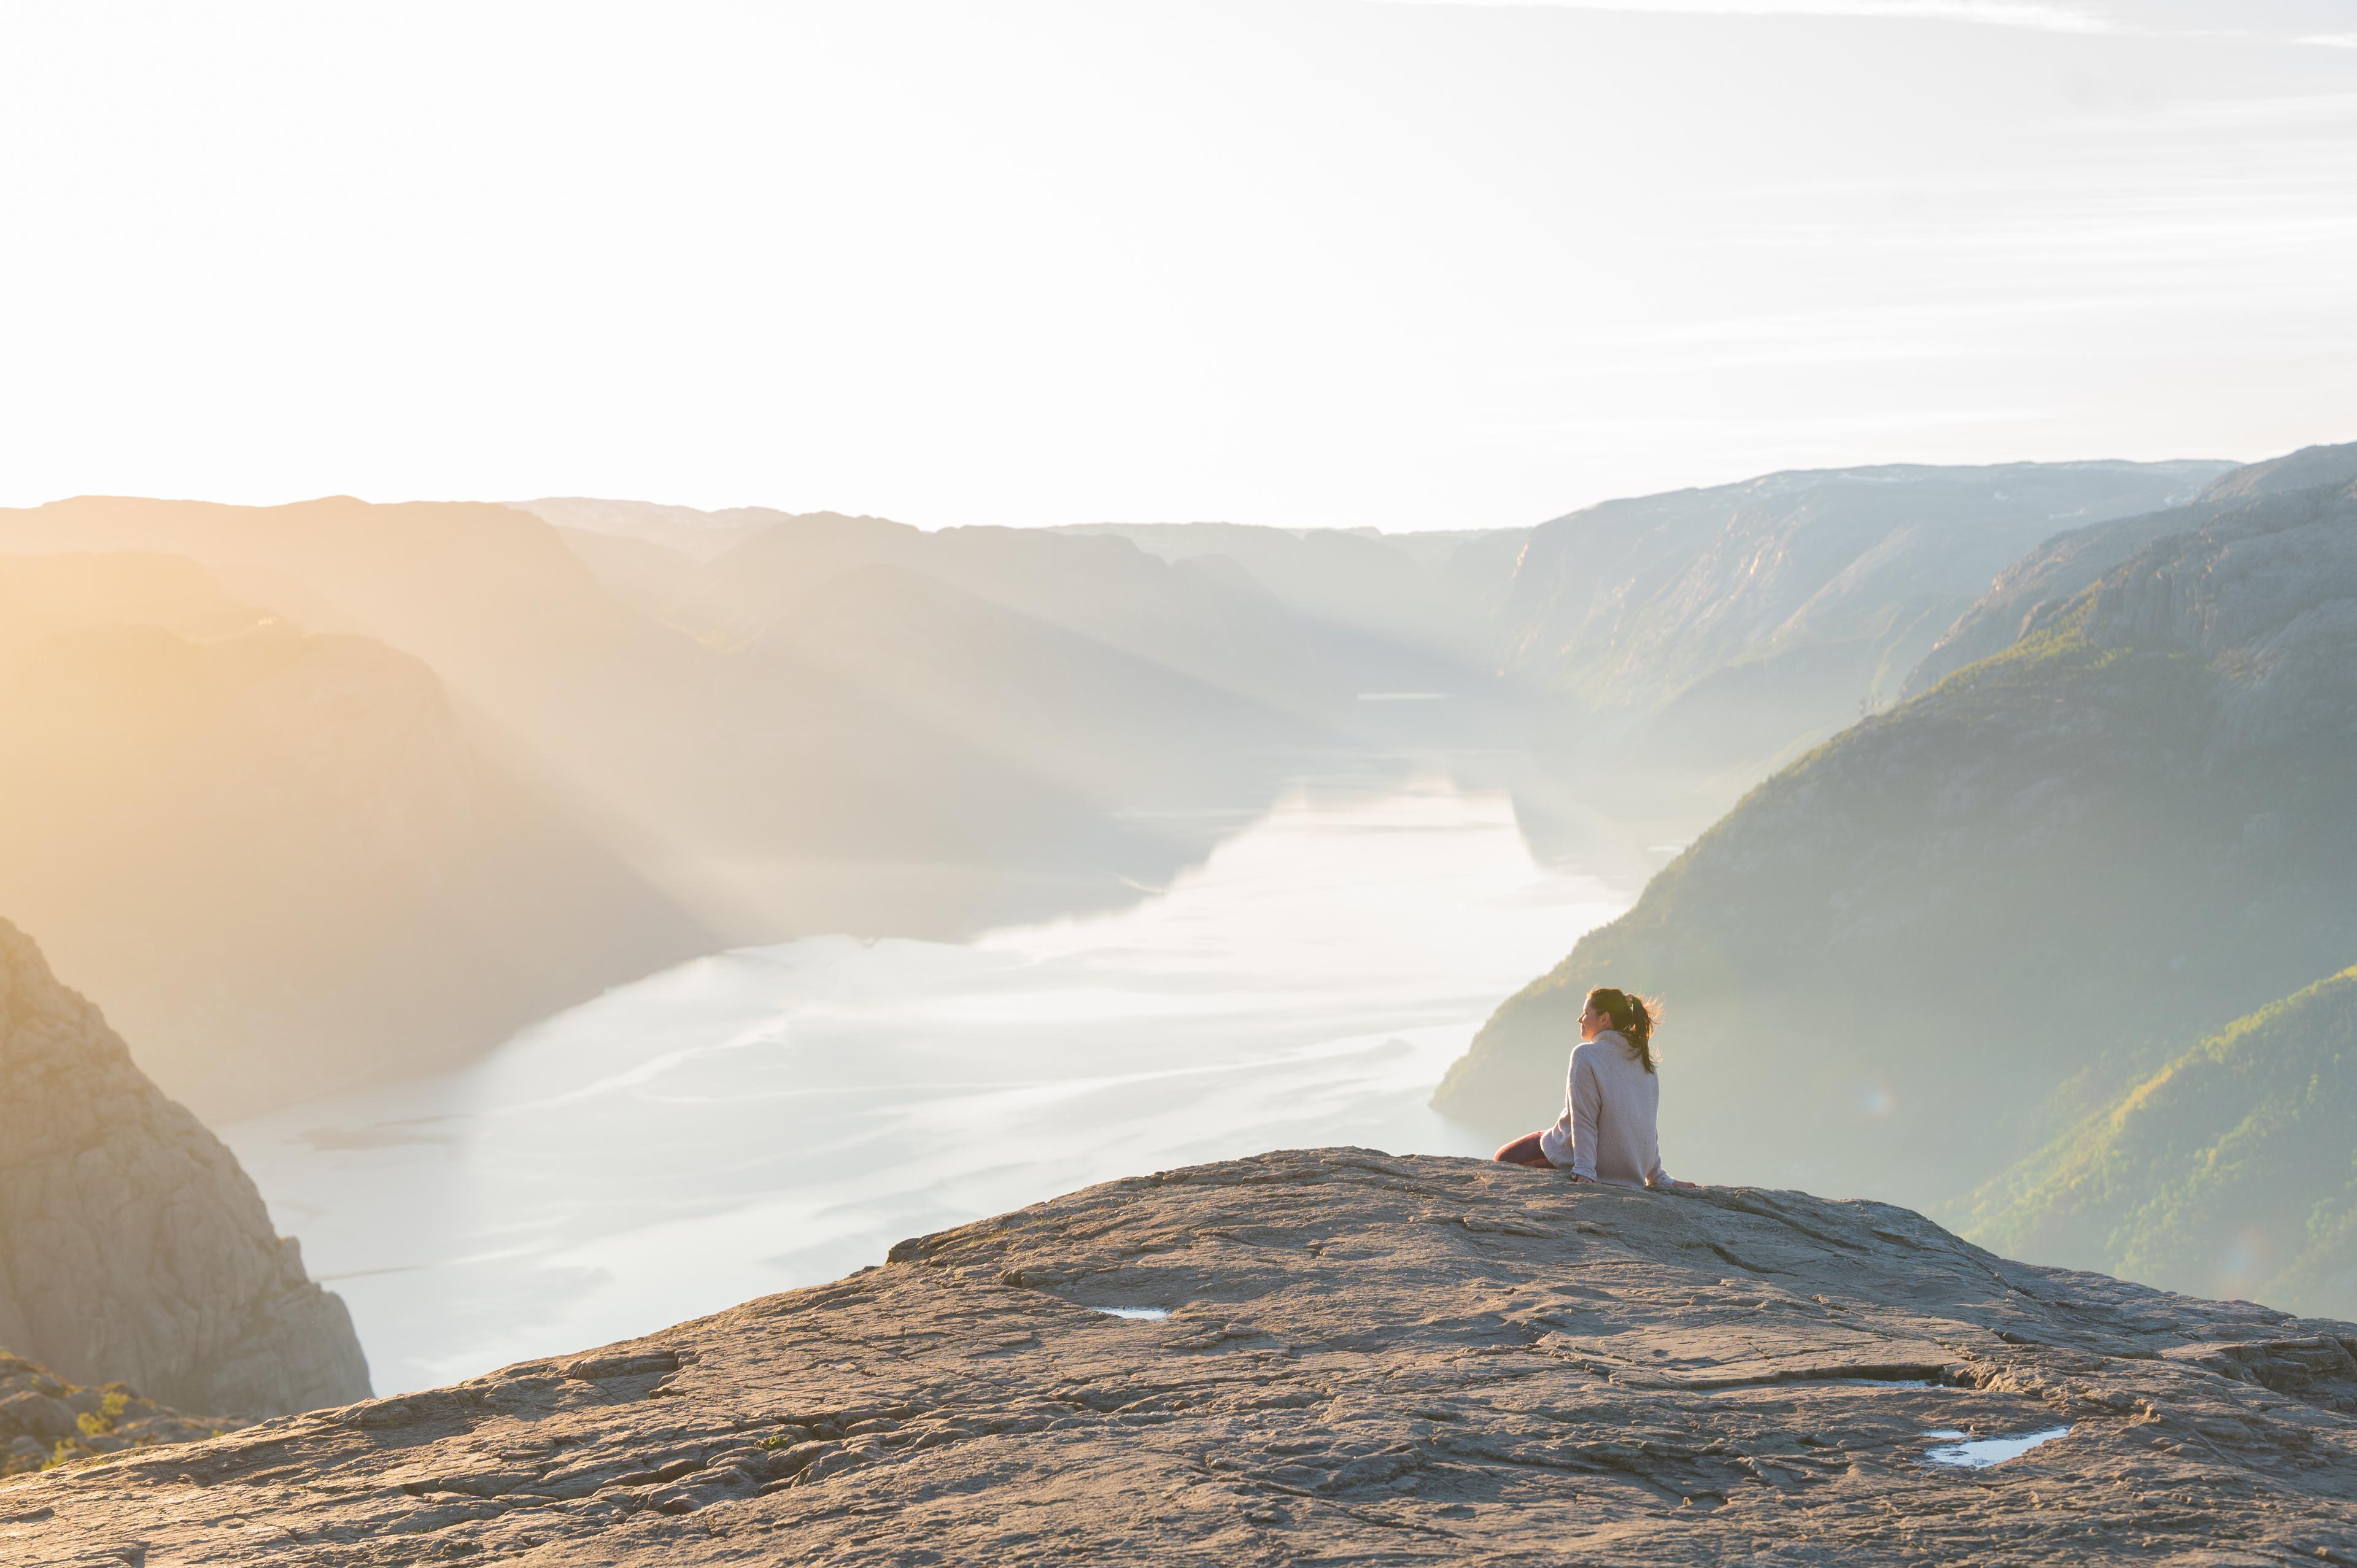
[1586,987,1659,1073]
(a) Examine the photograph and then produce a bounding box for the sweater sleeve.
[1644,1073,1673,1187]
[1537,1048,1578,1167]
[1568,1051,1603,1181]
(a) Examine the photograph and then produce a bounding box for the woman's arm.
[1569,1051,1603,1181]
[1647,1158,1700,1191]
[1537,1048,1579,1167]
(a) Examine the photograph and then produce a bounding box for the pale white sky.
[1,0,2351,529]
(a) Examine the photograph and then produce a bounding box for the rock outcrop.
[1903,439,2357,699]
[1895,501,2228,700]
[5,1149,2354,1563]
[0,1350,242,1478]
[0,918,370,1416]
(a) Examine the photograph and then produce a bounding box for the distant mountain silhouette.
[1492,460,2229,825]
[1436,457,2357,1220]
[0,499,1351,1088]
[1903,441,2357,698]
[0,551,714,1119]
[535,467,2232,864]
[2198,438,2357,503]
[546,507,1353,932]
[1966,965,2357,1321]
[0,460,2274,1122]
[705,520,1326,714]
[1059,520,1525,678]
[516,498,894,560]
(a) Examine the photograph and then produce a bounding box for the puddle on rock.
[1922,1426,2070,1469]
[1090,1307,1173,1321]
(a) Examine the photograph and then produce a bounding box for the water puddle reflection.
[1922,1426,2070,1469]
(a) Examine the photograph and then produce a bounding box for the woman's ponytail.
[1586,987,1660,1073]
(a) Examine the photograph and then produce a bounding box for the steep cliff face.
[1902,440,2357,699]
[4,1150,2353,1564]
[0,919,370,1416]
[1895,502,2226,700]
[1437,479,2357,1215]
[1495,460,2224,782]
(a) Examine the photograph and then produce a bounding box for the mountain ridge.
[1436,469,2357,1219]
[0,551,716,1119]
[1968,963,2357,1321]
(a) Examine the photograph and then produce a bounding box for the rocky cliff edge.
[4,1149,2353,1564]
[0,917,370,1417]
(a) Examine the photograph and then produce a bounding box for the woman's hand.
[1665,1178,1702,1191]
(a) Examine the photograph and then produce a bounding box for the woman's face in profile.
[1577,1000,1607,1040]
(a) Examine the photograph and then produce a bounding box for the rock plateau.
[6,1149,2355,1564]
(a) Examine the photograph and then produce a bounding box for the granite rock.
[4,1149,2353,1564]
[0,917,370,1416]
[1902,439,2357,700]
[0,1351,242,1478]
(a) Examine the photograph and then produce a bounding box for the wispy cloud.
[1379,0,2121,34]
[1383,3,2357,47]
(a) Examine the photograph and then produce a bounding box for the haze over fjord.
[10,3,2357,1552]
[0,454,2234,1126]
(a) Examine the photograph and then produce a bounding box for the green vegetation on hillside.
[1438,479,2357,1218]
[1494,460,2226,819]
[1966,966,2357,1320]
[1902,440,2357,700]
[0,1355,237,1478]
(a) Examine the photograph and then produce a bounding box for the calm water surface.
[226,774,1636,1393]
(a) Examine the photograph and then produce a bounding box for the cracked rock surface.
[0,917,370,1418]
[6,1148,2355,1564]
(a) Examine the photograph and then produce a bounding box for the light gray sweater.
[1536,1029,1673,1187]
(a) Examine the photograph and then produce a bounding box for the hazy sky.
[2,1,2352,529]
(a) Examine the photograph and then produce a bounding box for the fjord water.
[225,773,1635,1394]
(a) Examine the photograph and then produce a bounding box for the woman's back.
[1561,1030,1666,1188]
[1500,985,1686,1189]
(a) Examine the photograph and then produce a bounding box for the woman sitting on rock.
[1493,987,1695,1189]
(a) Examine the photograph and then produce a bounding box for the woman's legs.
[1493,1131,1555,1168]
